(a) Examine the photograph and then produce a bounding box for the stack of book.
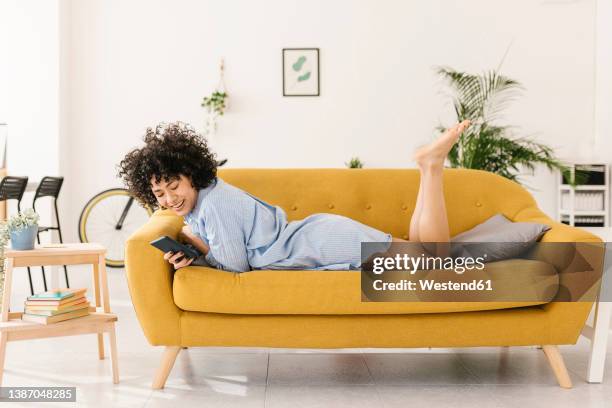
[22,288,90,324]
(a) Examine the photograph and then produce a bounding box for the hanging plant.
[201,59,229,135]
[201,90,228,116]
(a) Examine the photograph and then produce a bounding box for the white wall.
[0,0,61,229]
[0,3,8,122]
[595,0,612,160]
[29,0,605,241]
[2,1,61,179]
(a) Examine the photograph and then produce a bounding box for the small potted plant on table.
[6,209,39,250]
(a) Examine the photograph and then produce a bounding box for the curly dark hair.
[117,122,218,209]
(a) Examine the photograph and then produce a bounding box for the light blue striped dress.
[183,177,393,273]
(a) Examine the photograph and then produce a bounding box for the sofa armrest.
[125,209,184,346]
[513,206,603,331]
[514,206,603,272]
[512,206,602,243]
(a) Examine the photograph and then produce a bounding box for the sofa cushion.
[448,213,551,261]
[172,258,558,315]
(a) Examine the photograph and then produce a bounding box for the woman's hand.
[178,225,196,244]
[163,250,194,270]
[178,225,210,255]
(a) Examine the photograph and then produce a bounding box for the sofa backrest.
[216,168,540,239]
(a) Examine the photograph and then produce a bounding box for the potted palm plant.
[436,66,579,185]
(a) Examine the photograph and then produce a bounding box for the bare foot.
[412,120,471,167]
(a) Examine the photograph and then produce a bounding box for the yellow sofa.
[125,168,603,389]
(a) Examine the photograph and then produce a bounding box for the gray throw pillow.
[448,214,551,262]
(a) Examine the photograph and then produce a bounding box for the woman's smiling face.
[151,174,198,216]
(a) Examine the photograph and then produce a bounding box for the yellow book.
[25,301,90,316]
[22,307,90,325]
[25,296,87,309]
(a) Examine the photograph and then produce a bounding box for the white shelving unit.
[558,165,612,383]
[558,163,610,227]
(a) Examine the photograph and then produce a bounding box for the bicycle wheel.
[79,188,153,268]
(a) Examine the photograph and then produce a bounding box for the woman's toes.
[442,125,460,142]
[411,120,469,166]
[458,120,471,133]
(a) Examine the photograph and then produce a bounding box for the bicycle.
[78,189,153,268]
[78,159,227,268]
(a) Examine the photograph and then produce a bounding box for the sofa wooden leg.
[152,346,181,389]
[542,345,572,389]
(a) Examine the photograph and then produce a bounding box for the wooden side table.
[0,243,119,385]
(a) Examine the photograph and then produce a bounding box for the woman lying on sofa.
[117,120,471,272]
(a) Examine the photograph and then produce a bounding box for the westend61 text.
[372,279,493,291]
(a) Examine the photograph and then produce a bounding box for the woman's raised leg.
[408,173,424,241]
[417,163,449,242]
[408,120,470,254]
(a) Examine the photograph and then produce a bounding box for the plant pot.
[10,224,38,250]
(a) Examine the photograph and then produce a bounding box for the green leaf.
[292,56,306,71]
[297,71,311,82]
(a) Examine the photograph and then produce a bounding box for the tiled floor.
[2,266,611,407]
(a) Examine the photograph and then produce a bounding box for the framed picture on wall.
[282,48,320,96]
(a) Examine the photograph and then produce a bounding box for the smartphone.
[150,236,201,261]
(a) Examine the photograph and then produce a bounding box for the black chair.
[32,176,69,290]
[0,176,38,295]
[0,176,28,212]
